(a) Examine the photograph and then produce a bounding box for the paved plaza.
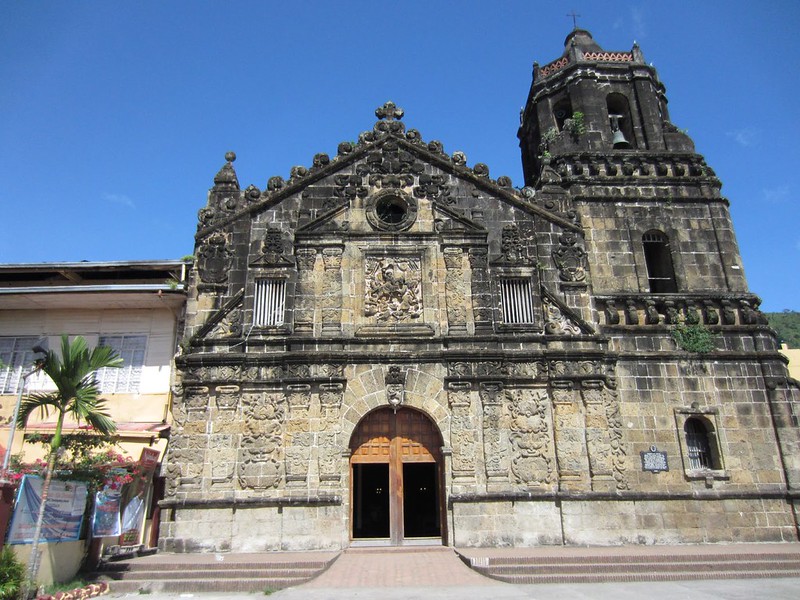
[103,545,800,600]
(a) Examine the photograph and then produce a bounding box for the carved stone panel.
[468,248,493,332]
[364,256,423,323]
[294,248,318,334]
[480,382,508,483]
[581,381,628,491]
[448,382,477,477]
[197,232,232,284]
[507,389,555,487]
[237,392,285,490]
[551,383,590,490]
[443,247,467,334]
[321,247,343,334]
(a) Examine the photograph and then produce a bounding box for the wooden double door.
[350,407,443,544]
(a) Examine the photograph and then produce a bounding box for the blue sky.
[1,1,798,311]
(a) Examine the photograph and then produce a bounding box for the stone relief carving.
[552,232,587,282]
[480,382,508,481]
[254,227,287,265]
[603,385,629,490]
[543,297,583,335]
[448,383,476,475]
[207,307,242,339]
[238,392,285,490]
[443,248,467,332]
[197,232,232,284]
[508,389,555,486]
[358,139,424,189]
[215,385,240,411]
[385,366,406,411]
[500,225,526,263]
[321,247,343,334]
[318,383,343,482]
[581,382,629,491]
[364,256,423,323]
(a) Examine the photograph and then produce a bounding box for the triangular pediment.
[195,103,583,241]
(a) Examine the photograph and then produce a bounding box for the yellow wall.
[10,540,86,586]
[780,343,800,381]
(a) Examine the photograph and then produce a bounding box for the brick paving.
[305,546,494,587]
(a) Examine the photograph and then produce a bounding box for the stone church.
[159,30,800,551]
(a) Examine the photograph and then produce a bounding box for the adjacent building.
[0,260,186,548]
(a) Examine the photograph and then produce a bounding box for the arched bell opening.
[349,406,445,545]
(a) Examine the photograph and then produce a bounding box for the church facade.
[159,30,800,551]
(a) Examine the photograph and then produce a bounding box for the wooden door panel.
[350,407,443,544]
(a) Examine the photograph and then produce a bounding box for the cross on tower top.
[567,10,581,29]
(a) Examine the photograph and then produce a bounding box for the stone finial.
[213,151,239,190]
[375,101,404,121]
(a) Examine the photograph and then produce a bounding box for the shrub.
[672,323,716,353]
[0,546,25,600]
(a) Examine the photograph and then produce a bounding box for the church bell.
[609,114,632,149]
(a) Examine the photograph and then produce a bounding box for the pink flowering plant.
[8,430,143,493]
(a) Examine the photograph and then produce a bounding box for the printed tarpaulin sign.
[119,447,160,545]
[7,475,88,544]
[92,487,122,537]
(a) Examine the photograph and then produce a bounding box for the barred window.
[500,278,535,325]
[96,335,146,393]
[685,417,715,470]
[254,279,286,327]
[0,337,45,394]
[642,230,677,293]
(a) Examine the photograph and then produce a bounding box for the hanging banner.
[91,487,122,537]
[119,447,160,545]
[6,475,88,544]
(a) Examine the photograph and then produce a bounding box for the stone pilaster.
[581,380,612,484]
[284,384,313,486]
[468,248,492,333]
[447,382,476,480]
[294,248,318,334]
[443,247,468,334]
[318,383,344,485]
[321,247,343,335]
[480,381,508,487]
[551,381,590,491]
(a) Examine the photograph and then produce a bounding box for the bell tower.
[517,29,750,299]
[518,29,697,185]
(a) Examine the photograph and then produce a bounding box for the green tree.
[15,335,121,598]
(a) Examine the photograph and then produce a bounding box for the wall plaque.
[640,445,668,473]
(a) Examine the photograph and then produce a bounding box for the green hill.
[766,311,800,348]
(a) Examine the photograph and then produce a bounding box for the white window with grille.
[499,278,535,325]
[254,278,286,327]
[96,335,147,393]
[0,336,46,394]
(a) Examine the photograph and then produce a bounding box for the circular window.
[376,196,407,225]
[366,191,417,232]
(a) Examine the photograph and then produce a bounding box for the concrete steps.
[90,551,339,594]
[459,547,800,584]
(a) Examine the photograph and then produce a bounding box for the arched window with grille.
[684,417,716,470]
[642,230,677,293]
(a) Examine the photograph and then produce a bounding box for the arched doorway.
[349,407,444,545]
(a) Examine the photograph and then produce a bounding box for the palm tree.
[15,335,121,598]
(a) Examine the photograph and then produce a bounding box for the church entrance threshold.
[350,407,443,545]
